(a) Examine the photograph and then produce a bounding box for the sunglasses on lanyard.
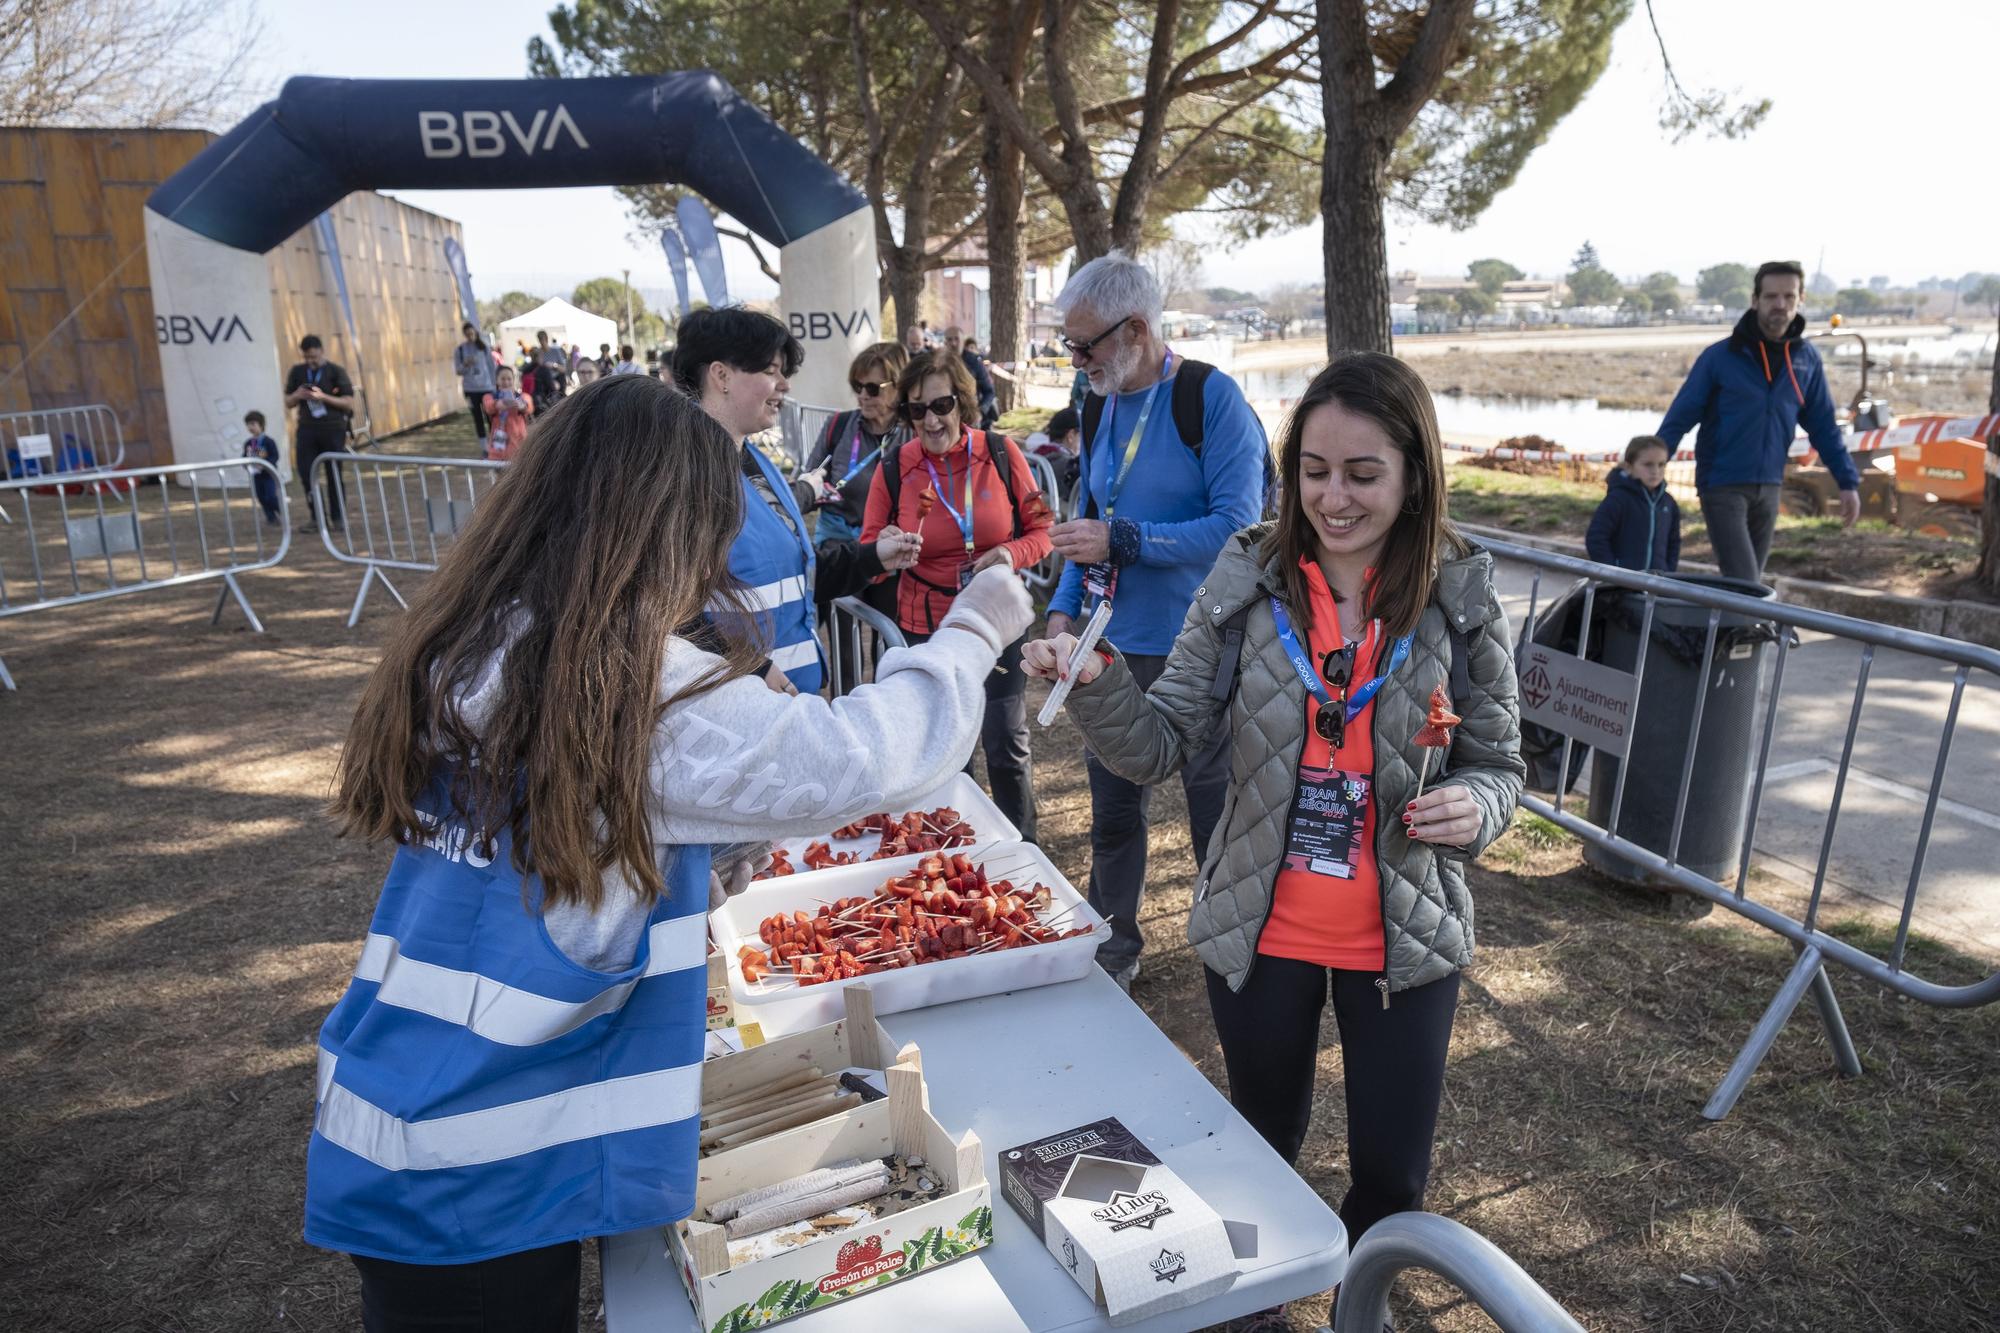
[900,395,959,422]
[1315,643,1359,747]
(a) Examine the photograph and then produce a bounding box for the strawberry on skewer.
[1411,682,1460,806]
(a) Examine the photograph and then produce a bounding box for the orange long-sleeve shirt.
[861,430,1054,634]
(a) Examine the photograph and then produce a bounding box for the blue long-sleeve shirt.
[1049,366,1268,655]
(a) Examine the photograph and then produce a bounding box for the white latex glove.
[936,564,1033,653]
[708,843,773,911]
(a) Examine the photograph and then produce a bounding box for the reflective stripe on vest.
[717,447,822,693]
[305,782,709,1263]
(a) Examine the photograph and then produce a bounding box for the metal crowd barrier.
[1481,534,2000,1119]
[1,403,127,480]
[0,458,289,690]
[1019,450,1066,592]
[825,595,907,698]
[310,451,504,627]
[776,400,843,475]
[1332,1212,1583,1333]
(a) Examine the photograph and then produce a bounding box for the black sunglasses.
[851,380,890,397]
[1058,315,1132,361]
[900,395,959,421]
[1313,644,1358,747]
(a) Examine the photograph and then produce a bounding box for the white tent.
[497,298,619,357]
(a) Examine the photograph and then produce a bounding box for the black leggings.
[352,1241,580,1332]
[1206,957,1459,1242]
[466,391,490,440]
[905,629,1036,844]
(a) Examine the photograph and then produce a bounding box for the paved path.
[1488,557,2000,964]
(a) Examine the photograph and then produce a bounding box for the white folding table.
[602,967,1347,1332]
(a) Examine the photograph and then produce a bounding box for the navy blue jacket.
[1586,468,1680,572]
[1657,311,1858,492]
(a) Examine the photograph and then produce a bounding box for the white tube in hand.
[1036,600,1113,727]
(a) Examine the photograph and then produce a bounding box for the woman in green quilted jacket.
[1023,351,1523,1300]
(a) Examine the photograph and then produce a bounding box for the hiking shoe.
[1106,959,1139,994]
[1230,1307,1290,1332]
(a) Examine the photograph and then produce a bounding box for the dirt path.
[2,514,1995,1331]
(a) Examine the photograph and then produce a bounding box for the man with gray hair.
[1045,248,1271,992]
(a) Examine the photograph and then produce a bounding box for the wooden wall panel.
[266,191,465,440]
[1,127,465,466]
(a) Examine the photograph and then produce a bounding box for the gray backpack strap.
[1448,622,1472,707]
[1208,604,1254,704]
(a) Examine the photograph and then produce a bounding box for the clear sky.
[247,0,1995,305]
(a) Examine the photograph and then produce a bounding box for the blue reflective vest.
[305,784,710,1263]
[719,444,823,694]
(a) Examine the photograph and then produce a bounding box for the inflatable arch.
[145,74,878,464]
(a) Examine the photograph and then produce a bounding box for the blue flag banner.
[443,236,479,328]
[675,196,729,309]
[659,227,692,318]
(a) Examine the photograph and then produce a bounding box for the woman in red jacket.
[863,350,1053,840]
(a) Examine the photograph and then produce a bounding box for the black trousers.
[1206,957,1459,1242]
[352,1240,580,1333]
[906,629,1036,844]
[466,391,490,441]
[1084,651,1230,974]
[295,423,350,526]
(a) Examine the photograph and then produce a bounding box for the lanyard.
[1268,595,1410,726]
[923,444,977,553]
[1096,349,1175,519]
[839,427,891,486]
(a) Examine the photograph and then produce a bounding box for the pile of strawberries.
[754,807,979,880]
[735,852,1090,986]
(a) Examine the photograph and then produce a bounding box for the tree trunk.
[985,114,1026,413]
[885,246,924,341]
[1319,126,1393,355]
[1317,0,1393,355]
[1979,309,2000,592]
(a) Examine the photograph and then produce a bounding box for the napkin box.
[999,1118,1237,1326]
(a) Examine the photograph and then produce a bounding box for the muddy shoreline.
[1414,346,1992,416]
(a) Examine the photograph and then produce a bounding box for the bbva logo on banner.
[788,310,878,341]
[156,314,252,345]
[419,106,590,159]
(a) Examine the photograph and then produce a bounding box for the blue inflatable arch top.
[147,73,866,253]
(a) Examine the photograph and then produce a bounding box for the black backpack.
[1078,359,1278,520]
[879,432,1028,540]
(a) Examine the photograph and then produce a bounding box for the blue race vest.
[717,444,822,693]
[305,784,710,1263]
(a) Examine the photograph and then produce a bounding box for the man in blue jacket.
[1656,260,1859,581]
[1044,251,1269,991]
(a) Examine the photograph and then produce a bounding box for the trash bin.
[1584,574,1777,886]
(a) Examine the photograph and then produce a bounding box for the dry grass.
[2,463,1996,1332]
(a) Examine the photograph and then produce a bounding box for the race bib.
[1081,561,1117,602]
[1281,768,1370,879]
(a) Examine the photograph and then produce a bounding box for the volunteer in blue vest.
[1044,250,1270,992]
[309,372,1032,1331]
[1656,259,1861,583]
[670,309,920,697]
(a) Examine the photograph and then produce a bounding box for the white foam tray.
[761,771,1019,891]
[711,840,1109,1035]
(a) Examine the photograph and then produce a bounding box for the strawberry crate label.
[704,1207,993,1333]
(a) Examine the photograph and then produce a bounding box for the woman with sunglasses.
[1022,352,1522,1324]
[862,350,1054,841]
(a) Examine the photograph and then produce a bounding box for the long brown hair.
[1264,351,1464,644]
[330,373,762,908]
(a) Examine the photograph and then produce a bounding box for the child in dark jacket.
[1586,435,1679,572]
[241,410,282,525]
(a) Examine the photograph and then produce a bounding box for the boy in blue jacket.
[241,410,282,525]
[1587,436,1679,572]
[1655,260,1858,581]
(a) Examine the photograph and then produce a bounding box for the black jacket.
[1586,467,1680,572]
